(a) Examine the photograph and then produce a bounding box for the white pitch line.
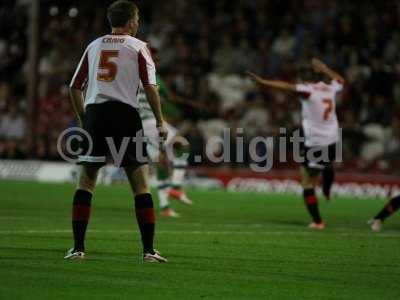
[0,229,398,238]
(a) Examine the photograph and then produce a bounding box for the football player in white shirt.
[65,0,167,262]
[247,58,345,230]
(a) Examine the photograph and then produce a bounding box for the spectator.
[272,29,296,59]
[0,105,26,140]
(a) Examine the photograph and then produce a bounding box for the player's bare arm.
[246,71,297,93]
[144,84,168,140]
[69,88,85,126]
[311,58,345,84]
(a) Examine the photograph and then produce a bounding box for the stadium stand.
[0,0,400,174]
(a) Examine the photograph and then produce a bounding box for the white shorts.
[142,118,178,162]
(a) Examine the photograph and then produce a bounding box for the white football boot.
[368,219,382,232]
[64,248,85,260]
[143,250,168,263]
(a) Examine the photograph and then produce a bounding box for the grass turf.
[0,180,399,299]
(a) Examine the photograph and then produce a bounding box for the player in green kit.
[138,47,192,218]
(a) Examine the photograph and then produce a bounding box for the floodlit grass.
[0,181,399,299]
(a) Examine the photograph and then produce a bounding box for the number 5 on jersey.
[97,50,119,82]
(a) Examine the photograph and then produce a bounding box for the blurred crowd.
[1,0,400,174]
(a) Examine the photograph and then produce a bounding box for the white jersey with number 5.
[296,80,343,147]
[70,34,156,109]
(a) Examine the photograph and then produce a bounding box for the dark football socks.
[72,189,92,252]
[374,195,400,221]
[322,166,334,199]
[134,193,155,254]
[303,188,322,224]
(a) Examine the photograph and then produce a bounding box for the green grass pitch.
[0,180,399,299]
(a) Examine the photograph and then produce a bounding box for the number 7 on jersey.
[322,98,333,121]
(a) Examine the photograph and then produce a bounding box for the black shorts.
[300,143,337,176]
[78,101,148,168]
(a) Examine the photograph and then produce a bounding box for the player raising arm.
[247,58,345,230]
[245,73,298,93]
[247,58,344,93]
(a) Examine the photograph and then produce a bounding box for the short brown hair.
[107,1,138,28]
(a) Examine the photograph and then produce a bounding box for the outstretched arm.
[246,71,297,93]
[311,58,345,84]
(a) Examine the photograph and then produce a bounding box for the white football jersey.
[70,34,156,109]
[296,80,343,147]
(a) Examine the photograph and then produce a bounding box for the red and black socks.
[303,188,322,224]
[72,189,92,252]
[374,195,400,221]
[134,193,155,254]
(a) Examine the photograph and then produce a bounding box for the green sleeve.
[156,75,182,119]
[156,75,170,101]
